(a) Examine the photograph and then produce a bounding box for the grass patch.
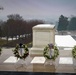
[0,37,32,47]
[0,39,7,46]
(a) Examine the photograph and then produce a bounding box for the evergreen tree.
[57,15,68,31]
[68,17,76,30]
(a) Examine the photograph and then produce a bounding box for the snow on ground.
[55,35,76,48]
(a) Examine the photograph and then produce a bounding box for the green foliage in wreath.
[0,47,2,55]
[72,45,76,59]
[43,45,59,60]
[12,44,29,60]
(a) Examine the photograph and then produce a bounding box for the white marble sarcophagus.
[29,24,55,55]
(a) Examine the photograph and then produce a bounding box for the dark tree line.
[0,14,44,41]
[57,15,76,31]
[1,14,76,40]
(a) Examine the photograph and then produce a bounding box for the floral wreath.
[13,44,29,60]
[0,48,2,55]
[72,45,76,59]
[43,44,59,60]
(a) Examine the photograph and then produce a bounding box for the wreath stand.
[45,49,54,65]
[13,44,29,71]
[43,44,59,66]
[16,58,26,71]
[16,48,26,71]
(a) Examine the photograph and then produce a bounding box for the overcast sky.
[0,0,76,21]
